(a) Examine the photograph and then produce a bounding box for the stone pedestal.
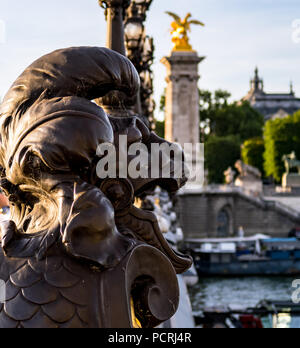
[235,177,263,194]
[234,160,263,195]
[282,173,300,188]
[161,51,205,147]
[161,51,205,188]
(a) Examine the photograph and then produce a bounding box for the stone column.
[161,51,204,147]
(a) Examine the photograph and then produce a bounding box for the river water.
[189,276,297,312]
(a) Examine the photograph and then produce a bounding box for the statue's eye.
[23,153,43,179]
[28,155,40,168]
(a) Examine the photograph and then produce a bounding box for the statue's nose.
[127,127,143,145]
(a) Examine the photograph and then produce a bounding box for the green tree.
[199,89,230,142]
[263,113,300,182]
[241,137,265,176]
[205,135,241,184]
[216,102,263,142]
[159,89,166,113]
[199,90,264,144]
[159,88,265,182]
[214,89,231,108]
[199,89,230,113]
[159,88,264,143]
[155,120,165,138]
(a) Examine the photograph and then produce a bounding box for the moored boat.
[184,235,300,276]
[194,300,300,328]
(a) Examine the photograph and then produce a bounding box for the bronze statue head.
[0,46,189,269]
[0,47,191,328]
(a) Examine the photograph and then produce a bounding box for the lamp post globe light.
[124,0,153,71]
[124,21,143,49]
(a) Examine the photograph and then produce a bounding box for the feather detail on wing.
[189,20,205,26]
[184,13,192,23]
[165,11,181,24]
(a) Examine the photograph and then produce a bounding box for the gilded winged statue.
[166,12,204,51]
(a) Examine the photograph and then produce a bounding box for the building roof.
[242,68,300,121]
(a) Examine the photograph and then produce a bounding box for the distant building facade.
[242,68,300,121]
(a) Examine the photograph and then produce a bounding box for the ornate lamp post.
[98,0,155,126]
[98,0,133,116]
[124,0,155,128]
[99,0,131,55]
[124,0,152,57]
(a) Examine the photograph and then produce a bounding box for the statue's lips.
[98,176,192,274]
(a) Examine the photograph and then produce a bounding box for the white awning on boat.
[185,234,271,244]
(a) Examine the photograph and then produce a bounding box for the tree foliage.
[159,90,166,113]
[264,111,300,182]
[205,135,241,184]
[159,88,265,183]
[241,137,265,176]
[155,120,165,138]
[199,89,264,143]
[213,102,264,142]
[199,89,264,183]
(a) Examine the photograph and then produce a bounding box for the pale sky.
[0,0,299,120]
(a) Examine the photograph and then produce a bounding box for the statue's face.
[0,108,187,268]
[107,116,188,197]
